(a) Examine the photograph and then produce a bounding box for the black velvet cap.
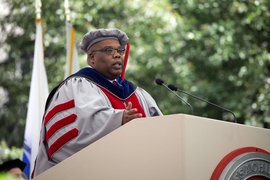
[79,28,129,53]
[0,159,26,172]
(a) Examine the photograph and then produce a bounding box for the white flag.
[64,21,80,78]
[22,18,49,179]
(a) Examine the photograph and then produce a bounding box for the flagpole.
[65,0,72,76]
[64,0,80,78]
[64,0,71,22]
[35,0,42,19]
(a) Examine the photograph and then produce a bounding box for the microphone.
[155,78,193,115]
[167,84,237,123]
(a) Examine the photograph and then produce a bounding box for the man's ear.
[87,53,95,66]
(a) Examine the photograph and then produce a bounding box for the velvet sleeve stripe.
[44,100,75,125]
[45,114,77,142]
[48,128,79,158]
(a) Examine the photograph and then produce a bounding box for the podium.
[33,114,270,180]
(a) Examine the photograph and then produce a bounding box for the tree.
[0,0,188,149]
[0,0,269,157]
[169,0,270,125]
[0,0,67,148]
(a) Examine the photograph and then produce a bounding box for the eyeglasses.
[91,48,125,55]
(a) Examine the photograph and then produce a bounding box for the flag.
[22,18,49,179]
[64,21,80,78]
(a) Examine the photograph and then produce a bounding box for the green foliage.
[0,173,18,180]
[169,0,270,125]
[0,0,269,155]
[0,141,23,164]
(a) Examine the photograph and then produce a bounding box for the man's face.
[88,39,125,80]
[8,167,26,180]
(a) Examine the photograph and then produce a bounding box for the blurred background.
[0,0,270,162]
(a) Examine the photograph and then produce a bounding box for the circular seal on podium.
[211,147,270,180]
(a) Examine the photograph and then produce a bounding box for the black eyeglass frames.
[91,48,125,55]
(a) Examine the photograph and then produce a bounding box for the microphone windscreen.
[168,84,178,91]
[155,78,164,85]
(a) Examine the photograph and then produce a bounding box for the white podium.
[33,114,270,180]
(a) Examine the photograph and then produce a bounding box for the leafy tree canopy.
[0,0,269,159]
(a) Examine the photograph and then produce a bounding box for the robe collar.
[75,67,137,100]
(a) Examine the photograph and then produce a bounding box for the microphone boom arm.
[169,84,237,123]
[161,84,194,115]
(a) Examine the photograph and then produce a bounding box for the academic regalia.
[33,67,163,176]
